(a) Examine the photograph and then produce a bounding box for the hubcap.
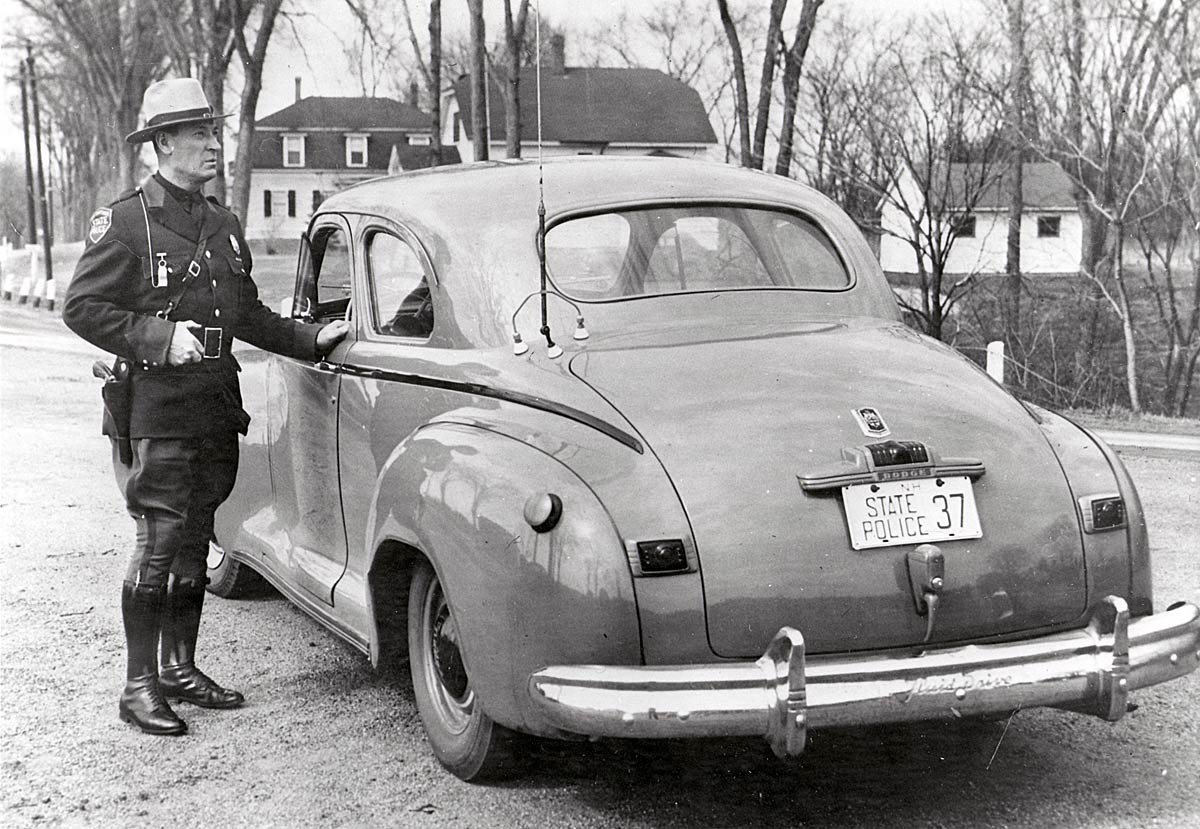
[432,601,469,701]
[423,577,474,731]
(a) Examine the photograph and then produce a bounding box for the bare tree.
[466,0,488,161]
[1001,0,1032,355]
[494,0,531,159]
[153,0,263,203]
[229,0,286,224]
[1030,0,1197,411]
[855,22,1006,340]
[17,0,165,198]
[773,0,823,176]
[715,0,825,172]
[397,0,445,165]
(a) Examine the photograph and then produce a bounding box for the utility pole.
[19,58,37,253]
[28,49,55,308]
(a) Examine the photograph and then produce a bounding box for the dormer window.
[346,134,368,167]
[408,133,431,146]
[283,134,305,167]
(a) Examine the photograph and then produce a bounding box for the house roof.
[257,96,431,131]
[251,96,445,171]
[451,68,717,146]
[955,162,1078,211]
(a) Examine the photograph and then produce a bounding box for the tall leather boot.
[119,582,187,735]
[159,580,245,709]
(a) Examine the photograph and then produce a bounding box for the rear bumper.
[528,597,1200,757]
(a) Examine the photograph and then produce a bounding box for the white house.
[442,36,718,161]
[879,162,1082,275]
[245,93,457,240]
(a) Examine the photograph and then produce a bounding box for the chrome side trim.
[528,598,1200,757]
[337,362,644,454]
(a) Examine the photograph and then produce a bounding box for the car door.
[333,219,440,574]
[267,214,354,605]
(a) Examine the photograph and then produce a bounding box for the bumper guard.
[528,597,1200,758]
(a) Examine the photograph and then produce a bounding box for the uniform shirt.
[64,175,323,438]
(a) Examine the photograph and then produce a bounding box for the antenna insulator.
[512,332,529,356]
[573,316,589,340]
[546,343,564,359]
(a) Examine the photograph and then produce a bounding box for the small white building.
[443,36,718,161]
[245,95,457,240]
[879,162,1082,275]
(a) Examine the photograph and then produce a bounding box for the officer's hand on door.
[168,321,205,365]
[316,320,350,356]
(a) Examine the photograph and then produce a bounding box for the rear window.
[545,205,849,300]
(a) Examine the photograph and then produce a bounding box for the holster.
[95,359,133,465]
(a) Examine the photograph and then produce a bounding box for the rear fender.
[364,422,641,735]
[1033,406,1152,616]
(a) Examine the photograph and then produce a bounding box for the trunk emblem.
[852,407,890,437]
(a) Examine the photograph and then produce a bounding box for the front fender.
[366,422,642,736]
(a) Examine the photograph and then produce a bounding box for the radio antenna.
[512,0,588,358]
[534,0,558,356]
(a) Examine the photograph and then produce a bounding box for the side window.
[294,223,353,323]
[368,231,433,339]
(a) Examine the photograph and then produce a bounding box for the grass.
[1061,408,1200,436]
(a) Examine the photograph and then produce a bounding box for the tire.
[407,558,517,781]
[206,538,265,599]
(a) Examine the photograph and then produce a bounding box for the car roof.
[322,156,860,238]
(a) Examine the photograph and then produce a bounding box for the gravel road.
[2,307,1197,828]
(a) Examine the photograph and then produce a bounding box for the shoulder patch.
[88,208,113,243]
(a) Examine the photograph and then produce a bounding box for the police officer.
[63,78,348,736]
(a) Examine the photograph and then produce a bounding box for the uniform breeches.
[113,434,239,586]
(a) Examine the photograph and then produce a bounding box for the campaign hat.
[125,78,231,144]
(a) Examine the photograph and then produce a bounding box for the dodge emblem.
[853,407,890,437]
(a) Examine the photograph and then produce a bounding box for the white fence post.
[986,340,1005,384]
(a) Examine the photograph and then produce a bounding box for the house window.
[263,189,272,217]
[1037,216,1061,238]
[312,190,323,212]
[287,190,296,218]
[408,133,431,146]
[283,134,305,167]
[951,214,976,239]
[452,113,462,143]
[346,134,368,167]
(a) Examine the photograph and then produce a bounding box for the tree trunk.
[429,0,442,165]
[750,0,788,170]
[502,0,530,159]
[715,0,750,166]
[230,0,284,225]
[1110,220,1141,412]
[774,0,822,177]
[1003,0,1027,362]
[467,0,489,162]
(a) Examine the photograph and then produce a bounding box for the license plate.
[842,476,982,550]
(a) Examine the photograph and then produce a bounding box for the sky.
[0,0,962,161]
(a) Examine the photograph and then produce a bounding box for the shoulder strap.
[154,232,212,321]
[138,189,215,321]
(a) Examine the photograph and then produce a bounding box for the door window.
[367,231,433,339]
[294,223,353,323]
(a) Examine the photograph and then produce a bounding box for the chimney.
[294,77,302,103]
[408,80,420,107]
[547,33,566,76]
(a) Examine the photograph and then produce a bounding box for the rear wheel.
[206,539,264,598]
[407,558,517,781]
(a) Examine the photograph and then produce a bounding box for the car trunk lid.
[570,317,1088,656]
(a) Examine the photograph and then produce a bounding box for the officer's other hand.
[316,320,350,354]
[168,321,204,365]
